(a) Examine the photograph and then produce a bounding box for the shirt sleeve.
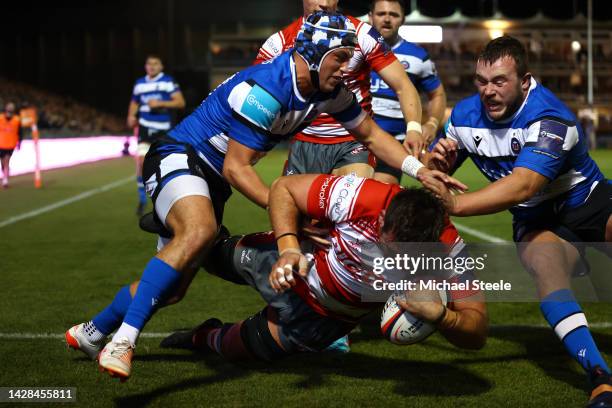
[325,87,368,130]
[416,56,442,93]
[444,116,466,150]
[170,80,181,94]
[226,80,282,151]
[307,175,399,223]
[359,24,397,72]
[514,118,578,180]
[254,31,284,65]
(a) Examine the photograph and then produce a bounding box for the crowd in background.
[0,78,125,135]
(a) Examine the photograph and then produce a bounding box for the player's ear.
[521,72,532,92]
[378,210,386,230]
[368,11,373,24]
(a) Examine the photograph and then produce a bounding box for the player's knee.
[176,223,217,256]
[240,308,289,362]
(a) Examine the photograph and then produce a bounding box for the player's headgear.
[294,11,357,89]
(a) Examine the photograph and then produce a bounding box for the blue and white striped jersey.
[446,78,604,212]
[370,39,441,135]
[168,51,366,175]
[132,72,181,131]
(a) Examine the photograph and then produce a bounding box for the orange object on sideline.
[19,107,37,128]
[0,114,21,150]
[20,107,42,188]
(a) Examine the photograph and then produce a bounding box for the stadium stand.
[0,78,125,135]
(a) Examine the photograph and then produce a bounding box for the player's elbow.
[443,309,488,350]
[222,161,239,184]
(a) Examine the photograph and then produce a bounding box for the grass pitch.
[0,149,611,407]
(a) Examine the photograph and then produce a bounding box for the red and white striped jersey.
[254,16,397,144]
[291,175,468,322]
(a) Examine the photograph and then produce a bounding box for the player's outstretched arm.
[422,85,447,144]
[222,139,269,208]
[423,166,548,216]
[438,297,488,350]
[396,292,488,350]
[148,91,186,110]
[350,116,467,192]
[377,60,423,154]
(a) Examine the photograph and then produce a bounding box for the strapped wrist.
[401,155,425,179]
[406,121,422,134]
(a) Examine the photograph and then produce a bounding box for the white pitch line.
[0,176,133,229]
[453,222,508,243]
[2,323,612,339]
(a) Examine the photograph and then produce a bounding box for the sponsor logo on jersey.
[535,119,567,157]
[319,176,333,209]
[473,134,483,148]
[370,78,390,93]
[240,84,280,128]
[332,175,357,214]
[401,60,410,70]
[367,27,391,55]
[510,137,521,154]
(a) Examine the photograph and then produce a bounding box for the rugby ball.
[380,290,448,345]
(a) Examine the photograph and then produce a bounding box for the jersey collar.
[146,72,164,82]
[290,54,307,103]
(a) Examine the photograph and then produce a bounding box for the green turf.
[0,150,611,407]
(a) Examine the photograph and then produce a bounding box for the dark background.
[1,0,609,117]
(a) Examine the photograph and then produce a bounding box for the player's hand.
[269,250,309,293]
[127,116,137,128]
[147,99,164,109]
[395,288,445,323]
[403,130,425,157]
[417,168,467,194]
[421,122,437,147]
[420,171,459,214]
[429,138,458,173]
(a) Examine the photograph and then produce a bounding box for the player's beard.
[498,83,526,121]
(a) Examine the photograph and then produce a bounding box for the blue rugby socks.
[540,289,610,375]
[89,285,132,339]
[113,257,180,346]
[137,176,147,205]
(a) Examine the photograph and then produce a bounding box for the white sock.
[112,322,140,346]
[83,321,106,343]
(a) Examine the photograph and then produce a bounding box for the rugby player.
[368,0,447,185]
[255,0,424,177]
[160,173,488,360]
[423,36,612,407]
[127,55,185,216]
[65,12,464,381]
[0,102,22,189]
